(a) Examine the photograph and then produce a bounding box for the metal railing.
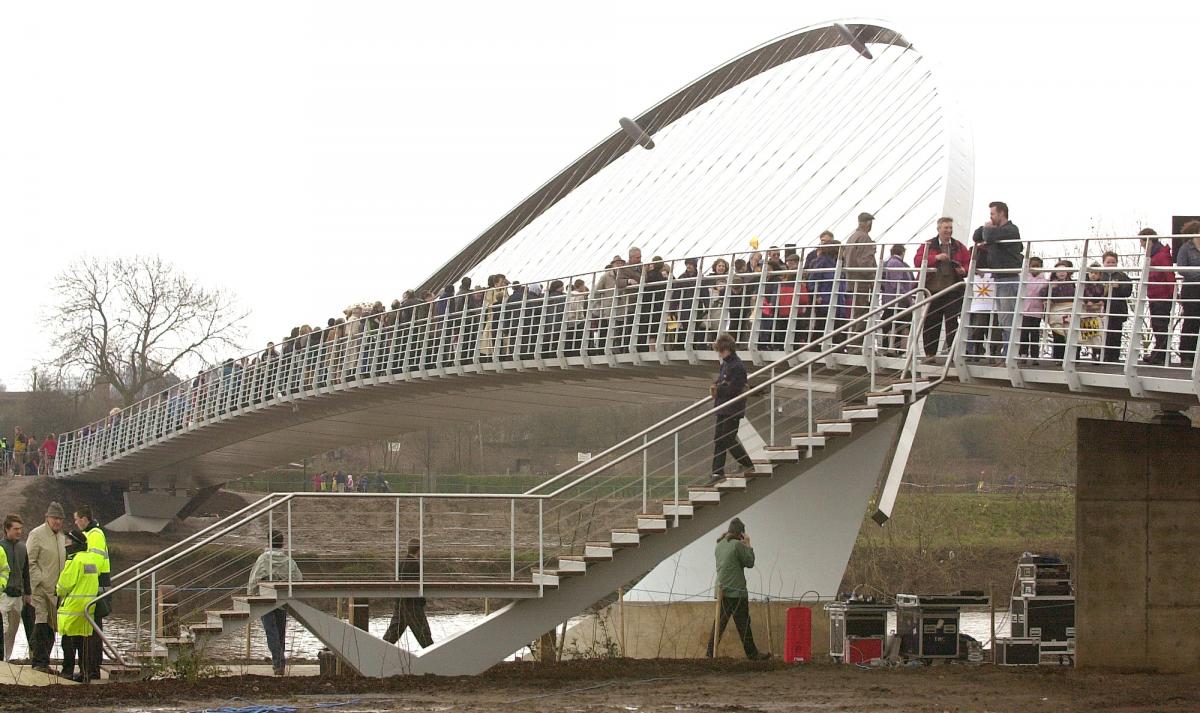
[83,284,943,667]
[54,235,1200,477]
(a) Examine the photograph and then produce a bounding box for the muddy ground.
[3,660,1198,713]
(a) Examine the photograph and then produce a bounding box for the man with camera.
[706,517,770,659]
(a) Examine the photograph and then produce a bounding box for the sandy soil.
[3,660,1198,713]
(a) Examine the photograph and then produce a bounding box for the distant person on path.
[55,529,100,683]
[384,538,433,648]
[27,501,67,672]
[1,514,33,660]
[1175,220,1200,366]
[706,518,768,660]
[972,202,1023,355]
[1139,229,1174,365]
[709,333,755,482]
[248,530,303,675]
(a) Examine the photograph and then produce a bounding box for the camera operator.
[705,518,770,660]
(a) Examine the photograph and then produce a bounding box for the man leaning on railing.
[972,201,1023,357]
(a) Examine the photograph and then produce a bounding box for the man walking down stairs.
[706,518,770,660]
[247,530,302,675]
[710,333,756,482]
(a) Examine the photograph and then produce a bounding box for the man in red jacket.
[1139,228,1175,365]
[914,218,971,359]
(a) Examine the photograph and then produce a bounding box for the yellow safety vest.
[85,526,110,577]
[55,551,101,637]
[0,545,8,591]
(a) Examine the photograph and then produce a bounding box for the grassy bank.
[842,491,1074,596]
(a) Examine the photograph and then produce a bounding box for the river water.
[5,610,1008,663]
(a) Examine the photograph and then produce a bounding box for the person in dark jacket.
[384,539,433,648]
[1139,229,1175,365]
[972,202,1023,355]
[1,514,33,661]
[710,334,756,481]
[1099,251,1133,364]
[1175,220,1200,366]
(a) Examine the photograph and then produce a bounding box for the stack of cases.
[1001,554,1075,665]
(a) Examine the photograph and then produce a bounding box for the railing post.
[954,249,980,380]
[865,243,887,392]
[806,362,814,459]
[135,568,142,655]
[823,257,845,356]
[149,570,157,650]
[537,499,544,597]
[673,432,679,528]
[510,498,516,582]
[1061,239,1089,391]
[642,434,649,513]
[394,497,401,580]
[683,257,704,362]
[286,499,293,596]
[768,367,776,447]
[747,262,770,363]
[1005,245,1032,386]
[418,496,425,598]
[1124,243,1153,397]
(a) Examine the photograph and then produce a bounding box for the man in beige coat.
[844,212,878,322]
[27,501,66,672]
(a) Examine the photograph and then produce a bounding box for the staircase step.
[791,434,828,447]
[206,610,250,626]
[866,393,907,406]
[531,571,560,586]
[841,407,880,421]
[687,487,722,503]
[557,557,588,572]
[660,500,695,517]
[610,529,642,546]
[763,446,801,461]
[585,542,616,558]
[190,625,224,635]
[637,515,669,532]
[891,381,934,394]
[816,421,853,435]
[715,477,748,490]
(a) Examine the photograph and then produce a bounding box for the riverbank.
[2,659,1195,713]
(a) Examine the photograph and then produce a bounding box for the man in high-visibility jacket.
[0,538,9,659]
[74,506,109,680]
[56,530,100,683]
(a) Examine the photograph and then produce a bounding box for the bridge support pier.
[107,486,217,533]
[1076,417,1200,672]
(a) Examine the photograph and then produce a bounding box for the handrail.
[110,491,288,582]
[55,234,1200,476]
[536,285,953,498]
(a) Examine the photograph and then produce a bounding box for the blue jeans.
[261,609,287,670]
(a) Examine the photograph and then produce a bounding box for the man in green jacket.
[706,518,769,659]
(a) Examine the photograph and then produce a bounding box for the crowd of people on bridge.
[53,202,1200,470]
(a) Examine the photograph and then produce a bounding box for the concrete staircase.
[135,378,929,674]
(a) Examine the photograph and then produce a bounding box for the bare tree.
[48,256,246,406]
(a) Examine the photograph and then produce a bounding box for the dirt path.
[3,660,1197,713]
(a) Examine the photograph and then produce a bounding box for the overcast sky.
[3,1,1199,390]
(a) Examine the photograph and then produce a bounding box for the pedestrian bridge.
[53,18,1200,677]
